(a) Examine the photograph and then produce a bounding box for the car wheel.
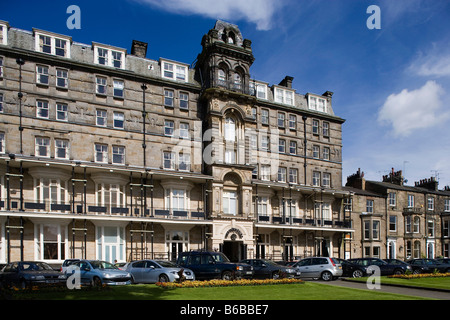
[20,279,29,290]
[92,277,102,287]
[393,269,404,275]
[413,269,421,275]
[158,274,169,283]
[352,270,363,278]
[272,272,280,280]
[222,271,233,281]
[321,271,333,281]
[130,275,137,284]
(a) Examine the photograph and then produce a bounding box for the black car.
[436,258,450,265]
[240,259,301,279]
[347,258,411,276]
[0,261,67,289]
[333,258,369,278]
[177,251,253,280]
[407,259,450,274]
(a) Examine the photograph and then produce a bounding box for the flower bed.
[156,278,304,289]
[387,272,450,280]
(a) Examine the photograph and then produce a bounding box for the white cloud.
[408,47,450,77]
[377,80,448,137]
[135,0,286,30]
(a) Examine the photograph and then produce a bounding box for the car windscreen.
[90,261,117,270]
[20,262,54,271]
[156,261,178,268]
[211,253,230,263]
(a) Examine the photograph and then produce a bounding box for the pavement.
[319,278,450,300]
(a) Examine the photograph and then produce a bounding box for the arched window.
[233,73,242,91]
[218,69,227,87]
[224,117,236,142]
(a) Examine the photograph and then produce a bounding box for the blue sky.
[3,0,450,187]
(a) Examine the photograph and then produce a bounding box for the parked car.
[291,257,342,281]
[435,258,450,265]
[333,258,369,278]
[60,259,80,273]
[240,259,301,279]
[126,260,195,283]
[69,260,132,286]
[177,251,253,280]
[348,258,411,275]
[0,261,67,289]
[406,259,450,274]
[114,262,129,271]
[383,259,412,269]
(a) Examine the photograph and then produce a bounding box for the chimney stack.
[131,40,148,58]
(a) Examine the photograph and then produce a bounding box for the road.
[319,279,450,300]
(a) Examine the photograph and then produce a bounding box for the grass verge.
[5,281,431,300]
[347,276,450,291]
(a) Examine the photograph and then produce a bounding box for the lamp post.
[16,57,25,154]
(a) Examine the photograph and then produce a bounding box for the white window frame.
[179,92,189,110]
[35,137,50,157]
[278,167,287,183]
[94,143,108,163]
[179,122,189,139]
[36,65,49,85]
[113,111,125,129]
[35,224,68,263]
[289,168,298,184]
[113,79,124,98]
[0,57,3,78]
[56,103,68,122]
[55,139,69,159]
[260,165,270,181]
[322,172,331,188]
[164,89,174,107]
[308,94,327,113]
[36,100,49,119]
[165,188,189,211]
[164,120,174,136]
[96,109,107,127]
[256,83,267,100]
[161,60,188,82]
[408,195,415,208]
[0,23,8,45]
[163,151,175,170]
[56,68,68,88]
[34,31,71,58]
[274,87,295,106]
[445,199,450,212]
[223,190,238,215]
[312,171,321,187]
[93,45,126,69]
[261,109,269,125]
[112,146,125,165]
[178,153,190,172]
[96,76,107,95]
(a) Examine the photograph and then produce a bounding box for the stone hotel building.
[0,19,354,265]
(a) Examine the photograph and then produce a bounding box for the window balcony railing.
[257,215,351,228]
[0,198,206,220]
[403,207,423,214]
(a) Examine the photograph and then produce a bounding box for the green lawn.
[348,276,450,291]
[8,282,432,300]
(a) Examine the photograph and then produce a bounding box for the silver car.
[127,260,195,283]
[292,257,343,281]
[75,260,132,286]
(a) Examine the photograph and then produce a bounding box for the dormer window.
[274,87,294,106]
[161,60,188,82]
[308,95,327,113]
[34,30,71,58]
[93,44,126,69]
[0,22,7,45]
